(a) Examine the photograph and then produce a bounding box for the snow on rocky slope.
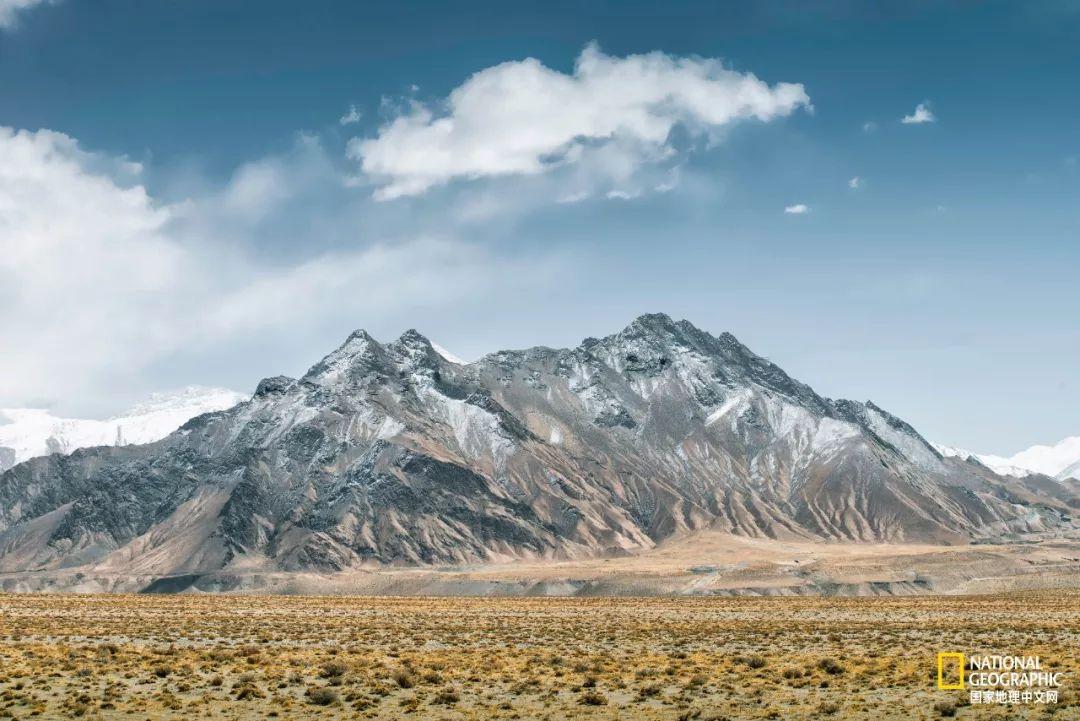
[0,387,247,471]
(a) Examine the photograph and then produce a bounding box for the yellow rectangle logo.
[938,652,965,690]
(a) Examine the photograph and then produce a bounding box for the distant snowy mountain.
[0,387,248,471]
[1010,437,1080,480]
[934,438,1080,481]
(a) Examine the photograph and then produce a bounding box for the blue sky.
[0,0,1077,454]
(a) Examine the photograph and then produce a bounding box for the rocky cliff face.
[0,314,1076,583]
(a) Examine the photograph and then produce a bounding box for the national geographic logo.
[936,652,1063,706]
[937,652,965,690]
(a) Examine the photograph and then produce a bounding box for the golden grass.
[0,592,1077,719]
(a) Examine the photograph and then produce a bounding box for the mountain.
[0,314,1076,590]
[935,437,1080,482]
[0,387,248,472]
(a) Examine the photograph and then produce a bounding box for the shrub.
[320,661,348,679]
[432,687,460,705]
[745,655,767,669]
[579,690,608,706]
[934,700,957,717]
[817,657,845,675]
[818,701,841,715]
[637,683,663,699]
[393,670,416,688]
[234,684,264,701]
[306,687,339,706]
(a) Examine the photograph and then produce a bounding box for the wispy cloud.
[339,105,363,126]
[901,102,936,124]
[848,176,861,189]
[784,203,810,214]
[350,43,810,201]
[0,0,54,29]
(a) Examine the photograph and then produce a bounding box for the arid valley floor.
[0,591,1077,720]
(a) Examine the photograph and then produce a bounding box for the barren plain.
[1,589,1077,720]
[5,531,1080,596]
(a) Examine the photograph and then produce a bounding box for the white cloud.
[0,127,563,413]
[339,105,363,126]
[784,203,809,214]
[862,121,877,134]
[0,128,193,405]
[350,43,810,200]
[0,0,53,28]
[901,103,936,124]
[848,176,861,189]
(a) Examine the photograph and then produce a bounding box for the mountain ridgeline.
[0,314,1076,587]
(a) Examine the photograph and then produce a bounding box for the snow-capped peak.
[1007,436,1080,480]
[0,386,248,471]
[933,437,1080,481]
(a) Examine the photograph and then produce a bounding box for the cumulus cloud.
[0,127,563,413]
[0,0,54,28]
[0,128,192,404]
[350,43,810,200]
[901,103,936,124]
[784,203,809,214]
[848,176,861,189]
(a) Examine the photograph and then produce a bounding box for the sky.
[0,0,1077,455]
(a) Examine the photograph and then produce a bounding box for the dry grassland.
[0,592,1077,720]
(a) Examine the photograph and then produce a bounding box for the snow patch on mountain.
[704,389,752,428]
[0,387,248,470]
[431,342,466,365]
[860,404,944,472]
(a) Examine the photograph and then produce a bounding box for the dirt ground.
[0,592,1077,720]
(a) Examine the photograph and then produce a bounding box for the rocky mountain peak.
[302,328,386,385]
[387,329,446,378]
[574,315,835,417]
[254,375,296,398]
[623,312,680,336]
[389,329,438,360]
[395,328,431,347]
